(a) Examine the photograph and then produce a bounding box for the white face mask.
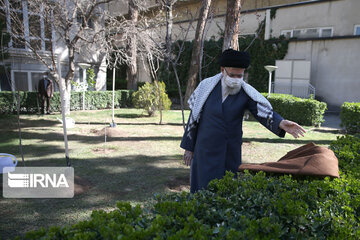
[224,75,243,89]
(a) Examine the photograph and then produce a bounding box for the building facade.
[154,0,360,110]
[0,0,108,93]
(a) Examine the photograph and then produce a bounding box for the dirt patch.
[91,147,117,154]
[166,176,190,192]
[90,127,126,137]
[74,175,93,195]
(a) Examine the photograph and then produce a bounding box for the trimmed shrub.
[329,134,360,178]
[0,90,133,114]
[262,93,327,126]
[18,136,360,239]
[340,102,360,134]
[132,81,172,116]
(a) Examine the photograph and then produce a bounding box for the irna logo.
[8,172,69,188]
[3,167,74,198]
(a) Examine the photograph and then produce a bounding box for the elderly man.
[180,49,306,193]
[38,71,54,114]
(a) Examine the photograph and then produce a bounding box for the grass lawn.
[0,108,343,239]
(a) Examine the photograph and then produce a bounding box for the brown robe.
[238,143,339,178]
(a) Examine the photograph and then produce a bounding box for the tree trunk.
[222,0,242,51]
[127,0,138,90]
[164,0,173,71]
[184,0,212,107]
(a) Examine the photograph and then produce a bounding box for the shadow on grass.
[0,131,182,145]
[0,117,59,129]
[0,154,188,239]
[74,121,183,126]
[115,113,146,118]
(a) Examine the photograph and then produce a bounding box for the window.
[1,0,53,51]
[11,70,48,92]
[354,25,360,36]
[13,72,28,91]
[320,27,333,37]
[304,28,318,38]
[281,27,334,39]
[280,30,292,39]
[293,30,301,38]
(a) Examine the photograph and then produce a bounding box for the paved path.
[321,112,342,129]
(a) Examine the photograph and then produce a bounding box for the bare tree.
[184,0,212,106]
[222,0,242,51]
[158,0,178,71]
[0,0,116,116]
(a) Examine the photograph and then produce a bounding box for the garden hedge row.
[0,90,133,114]
[18,135,360,239]
[340,102,360,134]
[261,93,327,126]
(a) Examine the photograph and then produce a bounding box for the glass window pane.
[321,28,332,37]
[355,27,360,36]
[304,29,318,38]
[14,72,28,91]
[45,22,52,39]
[9,0,23,11]
[293,30,301,38]
[30,39,41,50]
[29,15,41,37]
[45,40,52,51]
[12,37,25,48]
[31,72,43,92]
[11,11,24,36]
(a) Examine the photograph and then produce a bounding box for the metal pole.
[268,71,272,96]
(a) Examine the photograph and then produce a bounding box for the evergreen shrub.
[340,102,360,134]
[18,136,360,239]
[262,93,327,126]
[132,81,172,116]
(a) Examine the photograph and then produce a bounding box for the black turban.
[218,49,250,68]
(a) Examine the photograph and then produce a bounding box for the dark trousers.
[41,96,51,114]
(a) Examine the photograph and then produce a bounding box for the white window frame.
[11,69,47,92]
[281,27,334,39]
[303,28,319,38]
[320,27,333,37]
[354,25,360,36]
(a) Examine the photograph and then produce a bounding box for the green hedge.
[340,102,360,134]
[0,90,133,114]
[18,135,360,239]
[261,93,327,126]
[330,134,360,178]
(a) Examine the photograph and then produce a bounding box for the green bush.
[0,90,133,114]
[132,81,172,116]
[18,136,360,239]
[340,102,360,134]
[261,93,327,126]
[329,134,360,178]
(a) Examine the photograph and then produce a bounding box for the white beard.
[228,85,242,95]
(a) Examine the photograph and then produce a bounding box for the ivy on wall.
[158,31,289,98]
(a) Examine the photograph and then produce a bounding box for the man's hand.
[279,120,306,138]
[183,150,193,166]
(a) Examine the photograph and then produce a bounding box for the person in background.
[38,71,54,114]
[180,49,306,193]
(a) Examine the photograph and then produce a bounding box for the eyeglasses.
[224,68,244,78]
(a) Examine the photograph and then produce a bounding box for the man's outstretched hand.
[183,150,193,166]
[279,120,306,138]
